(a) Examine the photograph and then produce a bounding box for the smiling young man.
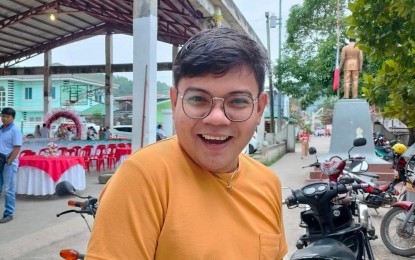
[86,28,287,259]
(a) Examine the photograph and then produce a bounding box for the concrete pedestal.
[308,99,394,182]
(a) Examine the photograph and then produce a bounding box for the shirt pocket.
[259,233,280,260]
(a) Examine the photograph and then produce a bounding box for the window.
[0,86,5,110]
[25,88,32,99]
[51,86,56,99]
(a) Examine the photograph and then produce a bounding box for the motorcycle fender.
[391,201,413,211]
[290,238,355,260]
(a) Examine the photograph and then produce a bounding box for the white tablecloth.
[16,165,86,195]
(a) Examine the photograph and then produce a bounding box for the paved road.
[0,136,412,259]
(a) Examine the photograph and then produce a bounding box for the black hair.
[1,107,16,118]
[173,27,269,94]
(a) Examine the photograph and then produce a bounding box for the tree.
[112,75,171,97]
[347,0,415,145]
[276,0,349,109]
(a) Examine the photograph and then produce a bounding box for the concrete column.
[105,32,114,130]
[43,50,52,116]
[132,0,158,151]
[286,123,296,152]
[171,44,179,135]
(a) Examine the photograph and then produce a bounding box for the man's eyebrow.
[184,87,255,97]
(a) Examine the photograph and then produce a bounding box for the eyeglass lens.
[181,90,255,122]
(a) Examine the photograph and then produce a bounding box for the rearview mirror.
[353,137,367,147]
[308,147,317,155]
[55,181,77,197]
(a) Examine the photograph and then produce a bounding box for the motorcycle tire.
[380,207,415,257]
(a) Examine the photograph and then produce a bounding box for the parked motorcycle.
[380,154,415,257]
[284,180,375,259]
[55,181,98,260]
[307,138,405,210]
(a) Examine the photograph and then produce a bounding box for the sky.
[19,0,304,84]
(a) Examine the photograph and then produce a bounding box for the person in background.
[40,123,49,138]
[0,107,23,224]
[156,124,167,141]
[86,27,287,259]
[102,128,107,140]
[65,127,73,141]
[87,127,94,140]
[105,126,112,139]
[98,126,104,140]
[299,128,310,158]
[34,125,41,138]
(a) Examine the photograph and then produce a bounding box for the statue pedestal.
[307,99,394,183]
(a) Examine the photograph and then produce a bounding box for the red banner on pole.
[332,68,340,91]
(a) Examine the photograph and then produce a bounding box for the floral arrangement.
[44,108,83,140]
[46,142,58,156]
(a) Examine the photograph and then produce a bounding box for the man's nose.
[203,98,230,124]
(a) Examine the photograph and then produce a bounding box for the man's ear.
[255,92,268,125]
[170,87,178,112]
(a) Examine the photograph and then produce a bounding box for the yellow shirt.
[86,136,287,259]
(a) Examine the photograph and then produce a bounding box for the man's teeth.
[202,135,229,141]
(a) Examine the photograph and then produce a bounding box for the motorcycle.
[307,138,405,210]
[380,154,415,257]
[284,180,375,259]
[55,181,98,260]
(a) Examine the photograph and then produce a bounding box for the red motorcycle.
[380,153,415,257]
[307,139,406,211]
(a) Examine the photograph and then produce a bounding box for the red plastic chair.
[84,145,94,155]
[71,146,82,156]
[89,144,107,172]
[126,143,132,148]
[79,146,92,173]
[64,148,76,156]
[19,150,36,157]
[117,143,126,148]
[106,144,117,170]
[57,147,67,155]
[38,148,49,156]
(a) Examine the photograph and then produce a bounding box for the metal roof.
[0,0,204,67]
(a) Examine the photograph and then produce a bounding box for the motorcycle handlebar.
[283,183,370,207]
[302,162,320,168]
[68,200,84,208]
[350,156,366,160]
[56,208,95,217]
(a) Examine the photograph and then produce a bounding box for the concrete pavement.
[0,136,410,259]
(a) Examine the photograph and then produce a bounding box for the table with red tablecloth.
[16,155,86,195]
[115,147,132,167]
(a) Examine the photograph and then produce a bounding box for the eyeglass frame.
[178,89,259,122]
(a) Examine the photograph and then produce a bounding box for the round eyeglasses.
[180,90,258,122]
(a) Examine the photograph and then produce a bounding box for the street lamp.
[265,11,275,134]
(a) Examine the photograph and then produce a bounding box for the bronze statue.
[339,39,363,99]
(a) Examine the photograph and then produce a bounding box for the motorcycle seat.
[354,171,379,179]
[290,238,355,260]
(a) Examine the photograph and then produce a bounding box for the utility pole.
[277,0,283,132]
[265,11,275,135]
